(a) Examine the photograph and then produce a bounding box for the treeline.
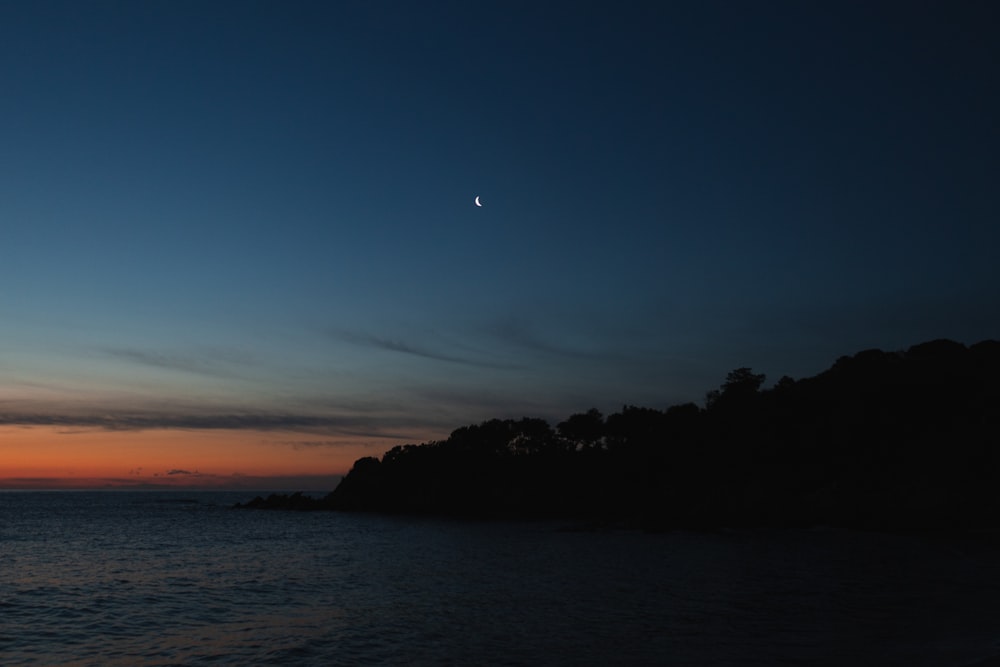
[242,339,1000,532]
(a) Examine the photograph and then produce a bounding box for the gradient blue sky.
[2,1,998,483]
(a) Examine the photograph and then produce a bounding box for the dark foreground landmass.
[237,338,1000,533]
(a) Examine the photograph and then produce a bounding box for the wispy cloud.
[331,329,518,370]
[101,346,254,379]
[478,310,653,366]
[269,438,400,450]
[0,409,439,438]
[485,317,596,359]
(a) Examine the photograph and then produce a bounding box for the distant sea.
[2,491,1000,666]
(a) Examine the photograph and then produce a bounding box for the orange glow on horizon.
[0,426,398,490]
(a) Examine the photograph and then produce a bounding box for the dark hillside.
[248,339,1000,532]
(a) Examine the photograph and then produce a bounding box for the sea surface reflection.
[2,491,1000,665]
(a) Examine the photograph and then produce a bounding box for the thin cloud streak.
[269,439,400,450]
[331,330,519,370]
[0,410,444,438]
[485,317,603,360]
[101,346,254,379]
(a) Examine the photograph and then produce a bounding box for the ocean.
[2,491,999,666]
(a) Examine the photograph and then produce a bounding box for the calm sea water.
[2,491,1000,666]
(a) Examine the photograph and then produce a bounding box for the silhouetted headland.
[238,339,1000,533]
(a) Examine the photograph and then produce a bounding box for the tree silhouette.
[246,339,1000,533]
[557,408,605,450]
[705,367,766,419]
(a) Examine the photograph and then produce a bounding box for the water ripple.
[3,492,1000,665]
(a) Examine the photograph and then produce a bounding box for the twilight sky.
[2,1,998,488]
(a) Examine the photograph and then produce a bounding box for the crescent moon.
[474,196,482,207]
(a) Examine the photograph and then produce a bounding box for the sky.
[2,1,998,489]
